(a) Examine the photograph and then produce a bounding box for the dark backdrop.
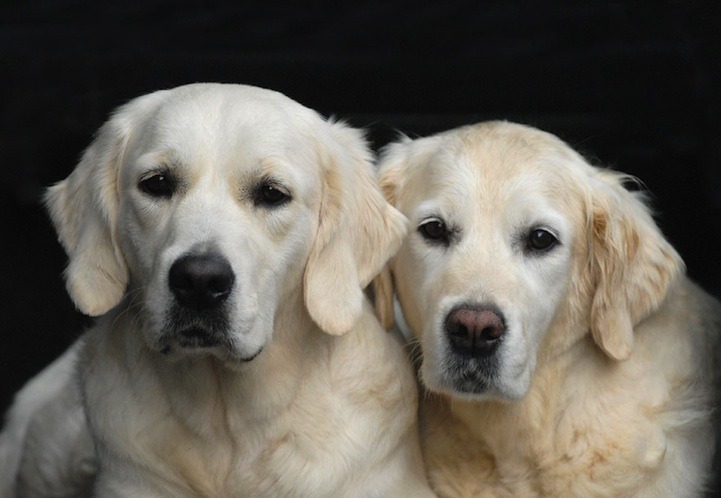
[1,1,719,414]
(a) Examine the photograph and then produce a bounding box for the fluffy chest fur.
[80,305,420,497]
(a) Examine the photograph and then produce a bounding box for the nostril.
[449,322,467,337]
[481,324,503,341]
[169,269,194,293]
[169,253,235,310]
[207,272,234,297]
[446,305,505,357]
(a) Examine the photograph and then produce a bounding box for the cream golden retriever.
[374,121,721,496]
[0,83,434,497]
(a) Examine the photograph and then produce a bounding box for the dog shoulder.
[549,276,721,495]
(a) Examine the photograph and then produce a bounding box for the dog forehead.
[150,85,318,150]
[119,85,326,186]
[401,144,540,210]
[401,123,586,225]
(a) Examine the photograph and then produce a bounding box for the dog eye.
[139,174,175,198]
[254,183,291,207]
[527,228,558,252]
[418,218,450,245]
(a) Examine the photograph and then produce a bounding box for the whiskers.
[398,334,424,376]
[110,287,146,331]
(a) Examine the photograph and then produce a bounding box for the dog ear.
[588,171,684,360]
[304,122,408,336]
[45,93,164,316]
[369,139,415,330]
[373,266,396,330]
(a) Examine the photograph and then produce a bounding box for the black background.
[1,1,719,417]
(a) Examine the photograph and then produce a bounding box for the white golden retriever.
[0,83,434,497]
[374,121,721,496]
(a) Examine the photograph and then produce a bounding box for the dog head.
[375,121,682,400]
[46,83,406,366]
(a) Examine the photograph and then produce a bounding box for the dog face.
[376,122,682,400]
[46,84,407,367]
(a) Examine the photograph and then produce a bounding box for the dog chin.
[153,326,264,365]
[421,363,528,402]
[159,340,264,365]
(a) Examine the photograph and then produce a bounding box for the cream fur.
[0,84,431,497]
[376,121,721,496]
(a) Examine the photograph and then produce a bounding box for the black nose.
[445,305,505,357]
[168,253,235,310]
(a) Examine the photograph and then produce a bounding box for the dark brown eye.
[419,218,450,245]
[139,174,175,198]
[528,228,558,252]
[254,183,291,207]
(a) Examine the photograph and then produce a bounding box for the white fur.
[0,84,433,497]
[0,344,94,497]
[375,121,721,496]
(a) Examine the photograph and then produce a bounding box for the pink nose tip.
[445,306,505,357]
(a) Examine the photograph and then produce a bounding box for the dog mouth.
[174,326,226,349]
[426,338,529,400]
[160,304,231,351]
[158,325,228,353]
[443,358,497,394]
[158,325,262,362]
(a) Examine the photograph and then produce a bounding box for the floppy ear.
[373,266,396,331]
[304,122,408,335]
[588,170,684,360]
[370,138,415,330]
[45,93,164,316]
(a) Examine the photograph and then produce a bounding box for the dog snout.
[169,253,235,310]
[445,305,505,357]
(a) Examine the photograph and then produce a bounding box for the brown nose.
[445,306,505,357]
